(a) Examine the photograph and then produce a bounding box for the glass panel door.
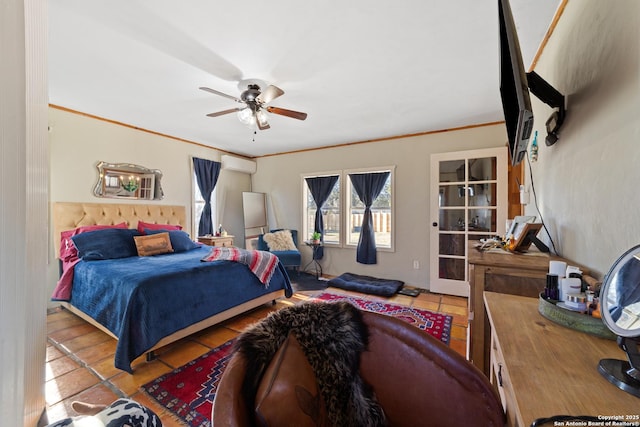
[429,147,508,297]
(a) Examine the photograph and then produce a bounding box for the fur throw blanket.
[234,301,387,427]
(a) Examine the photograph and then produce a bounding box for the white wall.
[253,124,507,288]
[48,108,251,300]
[523,0,640,277]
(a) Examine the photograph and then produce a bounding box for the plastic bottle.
[530,130,539,162]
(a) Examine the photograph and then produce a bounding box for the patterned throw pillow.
[134,232,174,256]
[263,230,297,251]
[144,229,200,252]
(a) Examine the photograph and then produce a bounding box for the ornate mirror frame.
[93,161,164,200]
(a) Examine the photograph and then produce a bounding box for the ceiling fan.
[199,82,307,130]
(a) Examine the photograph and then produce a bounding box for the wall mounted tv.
[499,0,566,166]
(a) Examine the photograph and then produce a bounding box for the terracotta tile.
[222,315,260,332]
[47,315,86,335]
[157,340,210,368]
[245,303,279,319]
[45,368,100,405]
[441,294,468,308]
[46,355,80,381]
[89,356,121,381]
[74,339,117,365]
[450,324,468,341]
[418,292,442,303]
[412,299,440,312]
[46,344,66,362]
[69,383,121,409]
[110,361,173,396]
[440,303,468,317]
[61,330,113,353]
[48,323,97,344]
[194,326,238,348]
[449,338,467,359]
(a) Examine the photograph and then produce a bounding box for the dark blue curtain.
[349,171,390,264]
[193,157,221,236]
[305,175,339,259]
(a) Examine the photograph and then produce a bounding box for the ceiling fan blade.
[206,108,241,117]
[256,85,285,104]
[266,106,308,121]
[199,86,243,103]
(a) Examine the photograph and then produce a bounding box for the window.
[345,168,394,249]
[193,174,216,237]
[302,174,340,245]
[301,167,394,250]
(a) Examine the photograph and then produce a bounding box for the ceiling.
[49,0,562,158]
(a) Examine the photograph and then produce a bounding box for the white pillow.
[263,230,297,251]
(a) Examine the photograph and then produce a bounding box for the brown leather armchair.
[213,307,505,427]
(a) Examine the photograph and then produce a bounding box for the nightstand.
[198,235,234,247]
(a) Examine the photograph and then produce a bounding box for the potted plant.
[311,231,321,244]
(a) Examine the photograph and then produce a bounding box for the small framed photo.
[511,222,543,252]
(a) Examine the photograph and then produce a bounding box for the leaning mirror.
[93,161,164,200]
[598,244,640,397]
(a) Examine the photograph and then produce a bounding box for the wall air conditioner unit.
[221,155,257,174]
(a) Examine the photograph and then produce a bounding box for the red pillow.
[137,220,182,234]
[59,222,128,261]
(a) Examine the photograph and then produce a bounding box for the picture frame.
[511,222,544,252]
[506,215,536,239]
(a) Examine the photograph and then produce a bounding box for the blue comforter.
[70,246,292,372]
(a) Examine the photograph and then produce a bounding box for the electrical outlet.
[413,260,420,269]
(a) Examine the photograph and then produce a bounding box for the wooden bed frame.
[52,201,287,363]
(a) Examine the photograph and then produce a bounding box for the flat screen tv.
[499,0,534,166]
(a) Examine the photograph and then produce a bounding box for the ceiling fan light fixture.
[237,107,254,125]
[256,109,269,128]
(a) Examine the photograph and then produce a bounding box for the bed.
[52,202,293,373]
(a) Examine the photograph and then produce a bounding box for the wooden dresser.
[197,235,234,247]
[484,292,639,427]
[468,243,585,374]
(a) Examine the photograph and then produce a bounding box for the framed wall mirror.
[93,161,164,200]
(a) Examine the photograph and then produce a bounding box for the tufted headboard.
[52,202,186,258]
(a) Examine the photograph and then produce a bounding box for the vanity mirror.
[93,161,164,200]
[599,244,640,397]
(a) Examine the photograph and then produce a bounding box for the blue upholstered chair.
[257,229,301,273]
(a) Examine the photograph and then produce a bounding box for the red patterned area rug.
[141,293,452,426]
[314,292,452,344]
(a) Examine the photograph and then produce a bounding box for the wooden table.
[468,243,586,374]
[484,292,639,427]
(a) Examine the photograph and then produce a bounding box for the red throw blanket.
[201,247,279,286]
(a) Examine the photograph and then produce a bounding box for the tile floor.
[44,287,468,426]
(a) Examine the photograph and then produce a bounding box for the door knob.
[432,222,438,227]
